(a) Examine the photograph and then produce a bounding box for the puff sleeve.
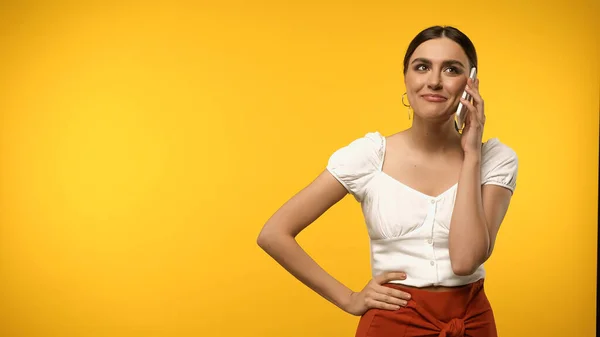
[481,139,519,194]
[326,132,384,202]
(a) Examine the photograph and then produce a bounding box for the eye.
[414,64,428,71]
[444,66,462,74]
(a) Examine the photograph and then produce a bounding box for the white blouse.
[326,131,518,287]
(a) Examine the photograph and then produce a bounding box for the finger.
[370,291,408,307]
[468,77,479,89]
[366,298,401,311]
[460,97,485,125]
[468,77,477,87]
[464,83,483,109]
[460,97,479,124]
[376,284,412,301]
[464,94,485,125]
[374,272,407,284]
[465,80,485,124]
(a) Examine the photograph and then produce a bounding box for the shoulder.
[342,131,385,152]
[327,131,385,169]
[326,131,385,200]
[481,138,519,193]
[482,138,518,167]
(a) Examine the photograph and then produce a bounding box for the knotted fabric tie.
[439,318,465,337]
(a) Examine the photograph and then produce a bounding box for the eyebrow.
[411,58,466,68]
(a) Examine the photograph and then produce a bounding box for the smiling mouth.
[421,94,447,102]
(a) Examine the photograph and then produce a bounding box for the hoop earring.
[402,92,411,120]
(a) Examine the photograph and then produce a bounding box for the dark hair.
[403,26,477,75]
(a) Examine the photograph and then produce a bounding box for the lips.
[421,94,447,102]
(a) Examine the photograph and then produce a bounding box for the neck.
[407,116,462,153]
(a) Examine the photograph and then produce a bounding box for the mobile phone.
[455,67,477,132]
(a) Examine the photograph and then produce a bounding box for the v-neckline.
[379,171,457,201]
[378,132,459,201]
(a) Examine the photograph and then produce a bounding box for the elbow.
[452,265,478,277]
[451,259,480,276]
[256,226,283,251]
[449,238,491,276]
[256,229,271,250]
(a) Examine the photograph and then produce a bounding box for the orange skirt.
[355,279,497,337]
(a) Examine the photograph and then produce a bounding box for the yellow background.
[1,1,598,336]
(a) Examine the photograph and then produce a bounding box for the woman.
[257,25,518,337]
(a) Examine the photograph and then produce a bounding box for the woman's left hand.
[460,77,485,157]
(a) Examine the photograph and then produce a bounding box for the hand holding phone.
[455,67,477,132]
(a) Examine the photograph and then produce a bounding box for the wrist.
[339,289,355,312]
[463,151,482,164]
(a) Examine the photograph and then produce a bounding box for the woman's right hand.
[343,272,412,316]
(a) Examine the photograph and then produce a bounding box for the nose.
[427,71,442,90]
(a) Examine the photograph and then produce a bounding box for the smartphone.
[455,67,477,132]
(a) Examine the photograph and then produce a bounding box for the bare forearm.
[449,153,490,275]
[257,232,353,310]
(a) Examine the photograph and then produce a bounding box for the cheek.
[404,76,419,103]
[446,79,468,96]
[405,76,425,94]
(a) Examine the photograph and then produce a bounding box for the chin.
[415,105,451,120]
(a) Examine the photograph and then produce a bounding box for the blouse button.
[430,199,435,204]
[430,261,435,266]
[427,239,433,244]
